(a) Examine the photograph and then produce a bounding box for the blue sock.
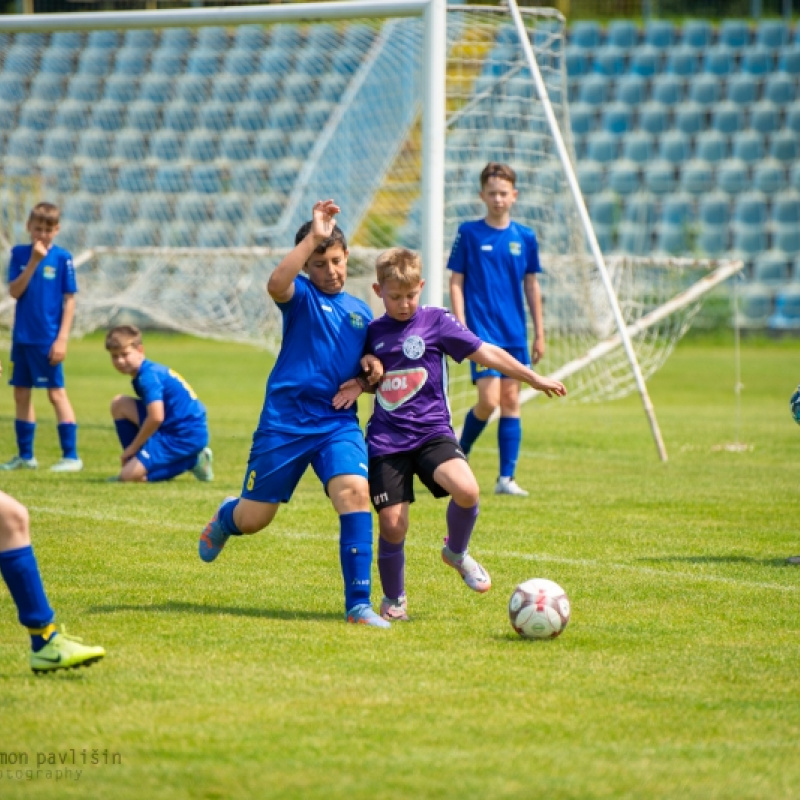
[15,420,35,460]
[498,417,522,479]
[114,419,139,449]
[57,422,79,460]
[445,500,479,555]
[217,497,243,536]
[0,546,55,650]
[377,537,405,601]
[339,511,373,612]
[459,409,487,456]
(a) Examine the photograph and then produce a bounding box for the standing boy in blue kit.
[1,202,82,472]
[448,162,547,496]
[198,199,388,628]
[334,247,566,621]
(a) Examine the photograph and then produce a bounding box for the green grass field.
[0,333,798,800]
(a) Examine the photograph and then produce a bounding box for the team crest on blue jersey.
[402,335,425,360]
[349,312,366,329]
[43,265,56,280]
[509,241,522,256]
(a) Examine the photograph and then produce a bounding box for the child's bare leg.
[47,387,75,424]
[13,387,34,422]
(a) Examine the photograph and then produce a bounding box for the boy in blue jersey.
[1,202,82,473]
[448,162,546,497]
[334,247,566,621]
[198,199,388,628]
[105,325,213,483]
[0,357,105,673]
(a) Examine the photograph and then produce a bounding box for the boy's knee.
[110,394,127,416]
[0,497,30,548]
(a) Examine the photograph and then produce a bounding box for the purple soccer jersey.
[365,306,482,458]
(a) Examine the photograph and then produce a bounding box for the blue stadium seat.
[680,20,712,49]
[716,158,750,195]
[104,75,138,104]
[190,165,224,194]
[233,25,266,51]
[786,101,800,134]
[40,128,76,163]
[90,101,125,132]
[2,45,40,75]
[219,130,254,163]
[698,192,730,227]
[777,45,800,76]
[154,165,190,194]
[630,44,661,77]
[247,75,281,104]
[756,19,790,48]
[578,73,610,106]
[256,48,293,80]
[749,100,780,135]
[711,101,745,135]
[137,192,174,222]
[614,73,646,106]
[726,74,759,105]
[198,102,230,133]
[18,100,53,132]
[75,48,112,77]
[51,31,83,49]
[731,224,767,256]
[763,72,795,105]
[0,100,15,134]
[270,23,303,51]
[186,48,221,78]
[688,73,722,106]
[665,45,699,76]
[622,130,655,164]
[138,74,173,104]
[660,191,694,226]
[752,250,790,286]
[234,100,269,132]
[67,75,102,103]
[113,47,148,77]
[121,222,159,247]
[694,129,728,163]
[617,221,652,255]
[570,21,603,49]
[197,222,234,248]
[87,30,119,49]
[214,193,247,225]
[607,159,640,195]
[230,162,269,193]
[658,130,691,164]
[79,164,114,195]
[61,192,98,225]
[149,130,182,162]
[160,221,195,247]
[163,102,197,133]
[680,159,714,195]
[283,73,317,104]
[735,282,772,328]
[703,45,736,76]
[29,74,65,102]
[125,101,161,133]
[586,130,618,163]
[39,47,77,76]
[674,102,705,136]
[770,130,799,163]
[601,101,633,134]
[774,224,800,255]
[0,75,27,103]
[295,49,330,78]
[606,20,638,49]
[655,223,688,254]
[719,20,751,49]
[124,29,155,49]
[112,130,147,163]
[184,130,218,163]
[565,46,590,80]
[160,28,193,52]
[768,285,800,332]
[698,224,728,256]
[223,48,257,77]
[150,50,185,76]
[269,157,304,194]
[101,192,138,225]
[592,45,626,77]
[253,191,284,226]
[637,101,670,135]
[643,159,676,194]
[731,130,765,164]
[623,192,658,225]
[772,190,800,225]
[212,76,246,104]
[651,74,684,106]
[117,164,153,193]
[733,191,769,226]
[84,221,120,248]
[303,100,333,132]
[175,75,209,104]
[331,47,362,77]
[267,100,301,131]
[645,20,676,49]
[76,130,111,161]
[196,26,228,50]
[576,160,604,196]
[589,190,619,226]
[741,46,775,76]
[254,129,288,161]
[752,158,787,194]
[54,100,89,131]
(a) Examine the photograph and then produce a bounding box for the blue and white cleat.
[191,447,214,482]
[0,455,38,471]
[198,496,237,563]
[346,603,391,628]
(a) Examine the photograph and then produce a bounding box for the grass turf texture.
[0,333,798,800]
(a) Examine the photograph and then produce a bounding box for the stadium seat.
[197,222,234,248]
[752,250,790,286]
[614,73,646,106]
[680,159,715,195]
[296,48,330,78]
[90,101,125,132]
[644,20,676,49]
[711,101,745,135]
[254,129,288,161]
[175,75,209,104]
[637,101,670,135]
[104,75,138,104]
[40,128,76,163]
[607,159,640,195]
[768,284,800,332]
[160,28,193,52]
[124,29,155,49]
[184,130,218,163]
[643,159,676,195]
[731,224,767,257]
[149,51,185,77]
[160,221,196,247]
[125,101,161,133]
[116,164,153,193]
[719,20,751,49]
[703,45,736,76]
[233,25,266,51]
[331,48,362,76]
[698,223,728,256]
[586,130,618,164]
[651,74,684,106]
[212,76,246,104]
[688,73,722,106]
[576,160,604,196]
[270,157,304,194]
[84,221,120,248]
[256,49,293,80]
[39,47,77,76]
[658,130,691,165]
[234,100,269,132]
[101,192,138,226]
[67,75,102,103]
[622,130,655,164]
[733,190,769,227]
[694,129,728,163]
[735,282,772,328]
[175,192,212,223]
[623,192,658,225]
[198,102,230,133]
[763,72,796,105]
[777,45,800,76]
[191,165,224,194]
[112,129,147,163]
[617,220,652,255]
[267,100,301,131]
[786,101,800,134]
[247,75,282,104]
[18,100,53,132]
[741,46,775,76]
[252,191,284,226]
[214,193,247,225]
[749,100,780,135]
[187,48,221,78]
[196,26,228,50]
[223,48,257,77]
[774,225,800,255]
[61,192,98,225]
[0,75,27,103]
[592,45,626,77]
[76,48,112,77]
[154,165,190,193]
[2,44,40,75]
[772,190,800,226]
[51,31,83,49]
[570,21,602,49]
[577,73,610,106]
[218,130,254,163]
[113,47,148,77]
[770,130,799,163]
[655,223,688,254]
[79,164,113,195]
[606,20,638,49]
[569,103,595,138]
[87,30,119,49]
[630,44,661,77]
[680,20,713,49]
[588,190,619,226]
[121,222,159,247]
[674,102,705,137]
[756,19,790,48]
[29,74,65,102]
[163,102,197,133]
[138,74,173,104]
[76,130,111,161]
[716,158,750,194]
[270,22,303,50]
[731,130,765,164]
[565,46,590,82]
[137,192,174,222]
[601,101,633,135]
[698,192,731,227]
[283,73,317,104]
[303,100,333,133]
[726,74,759,105]
[53,100,89,131]
[665,45,699,77]
[660,191,694,226]
[149,130,182,162]
[752,158,787,194]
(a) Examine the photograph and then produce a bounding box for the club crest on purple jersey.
[402,335,425,359]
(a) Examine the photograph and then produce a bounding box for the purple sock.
[446,500,479,555]
[377,537,405,600]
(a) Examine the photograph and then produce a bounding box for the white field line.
[31,505,799,594]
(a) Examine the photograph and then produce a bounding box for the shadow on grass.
[639,555,791,568]
[87,601,341,621]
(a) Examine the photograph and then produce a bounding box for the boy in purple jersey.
[448,162,546,497]
[334,247,566,621]
[1,202,82,473]
[105,325,212,483]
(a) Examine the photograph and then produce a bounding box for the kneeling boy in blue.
[198,199,388,628]
[105,325,213,483]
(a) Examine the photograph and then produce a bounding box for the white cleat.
[50,457,84,473]
[494,476,529,497]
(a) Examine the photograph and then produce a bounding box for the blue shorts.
[9,343,65,389]
[471,344,530,383]
[132,399,208,482]
[241,424,369,504]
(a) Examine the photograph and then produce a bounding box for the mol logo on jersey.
[377,368,428,411]
[509,241,522,256]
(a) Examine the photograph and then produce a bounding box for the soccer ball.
[508,578,570,639]
[791,386,800,425]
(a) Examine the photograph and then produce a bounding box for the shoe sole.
[441,552,492,593]
[32,654,105,674]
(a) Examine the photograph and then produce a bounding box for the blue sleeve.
[447,225,467,275]
[7,247,23,284]
[61,251,78,294]
[137,368,164,406]
[525,230,542,275]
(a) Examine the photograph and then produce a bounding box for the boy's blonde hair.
[29,202,60,227]
[105,324,143,351]
[375,247,422,288]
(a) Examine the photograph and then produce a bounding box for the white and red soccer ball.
[508,578,571,639]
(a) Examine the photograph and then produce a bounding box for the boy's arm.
[49,293,75,365]
[468,342,566,398]
[8,242,48,300]
[120,401,164,465]
[449,271,467,326]
[267,199,340,303]
[524,273,545,364]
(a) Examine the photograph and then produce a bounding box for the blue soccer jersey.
[132,359,208,440]
[258,274,372,435]
[447,219,541,349]
[8,244,77,346]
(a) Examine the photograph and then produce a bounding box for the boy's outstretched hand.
[312,199,341,241]
[531,375,567,398]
